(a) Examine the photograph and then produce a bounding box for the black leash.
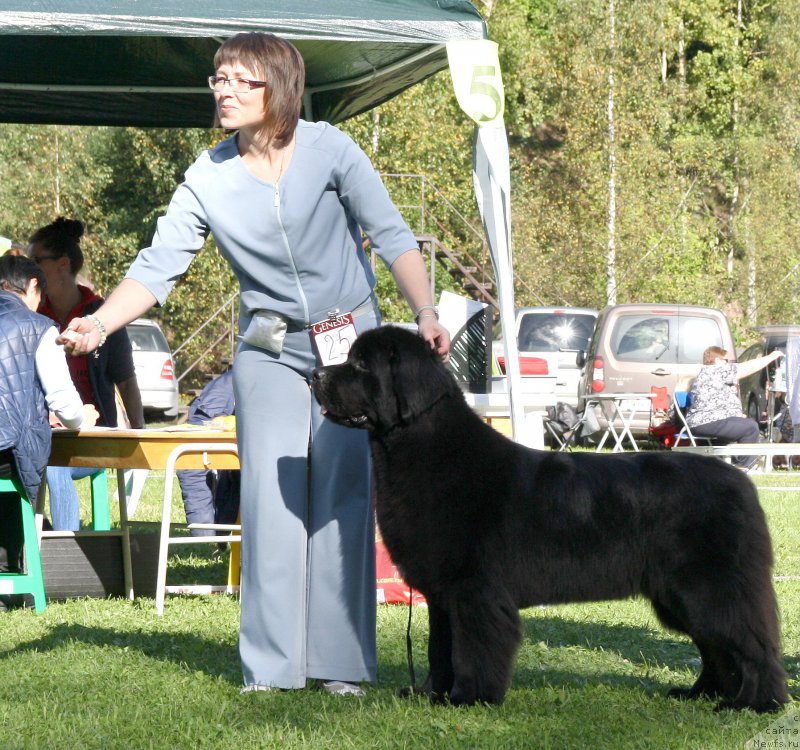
[406,587,416,689]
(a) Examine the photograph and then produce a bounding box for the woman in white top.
[0,255,97,608]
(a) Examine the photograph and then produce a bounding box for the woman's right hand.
[58,316,102,356]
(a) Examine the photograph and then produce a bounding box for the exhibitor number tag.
[311,313,357,365]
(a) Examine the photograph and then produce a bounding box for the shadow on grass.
[0,614,687,693]
[3,609,794,709]
[520,613,696,665]
[384,611,703,700]
[0,621,242,683]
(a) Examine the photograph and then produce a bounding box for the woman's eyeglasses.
[208,76,268,93]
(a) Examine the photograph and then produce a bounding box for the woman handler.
[61,32,449,694]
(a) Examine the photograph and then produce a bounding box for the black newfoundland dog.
[312,326,788,712]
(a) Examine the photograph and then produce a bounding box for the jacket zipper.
[274,184,309,325]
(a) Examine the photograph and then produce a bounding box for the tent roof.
[0,0,485,127]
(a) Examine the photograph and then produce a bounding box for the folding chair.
[647,386,671,447]
[650,386,669,415]
[154,442,241,615]
[672,391,715,447]
[544,402,592,452]
[543,414,571,450]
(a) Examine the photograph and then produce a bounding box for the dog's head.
[312,325,459,433]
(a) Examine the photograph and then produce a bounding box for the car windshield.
[611,315,723,364]
[517,313,595,352]
[128,325,170,353]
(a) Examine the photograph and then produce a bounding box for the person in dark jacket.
[0,255,97,609]
[29,217,144,530]
[177,368,240,538]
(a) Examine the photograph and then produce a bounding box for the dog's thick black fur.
[312,326,789,712]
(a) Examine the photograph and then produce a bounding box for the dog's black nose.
[312,368,325,383]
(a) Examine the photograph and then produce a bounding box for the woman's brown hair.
[213,32,304,148]
[703,346,728,365]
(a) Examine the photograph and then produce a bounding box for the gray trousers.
[234,307,378,689]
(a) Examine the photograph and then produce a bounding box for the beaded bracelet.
[83,313,108,358]
[414,305,439,325]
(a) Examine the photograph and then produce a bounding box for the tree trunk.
[606,0,617,305]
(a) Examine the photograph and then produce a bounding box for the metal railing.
[173,292,238,385]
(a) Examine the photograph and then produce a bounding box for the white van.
[493,307,599,407]
[126,318,180,421]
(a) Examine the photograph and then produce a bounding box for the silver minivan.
[577,304,736,434]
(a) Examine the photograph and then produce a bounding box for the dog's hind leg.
[655,578,788,713]
[445,581,522,706]
[720,583,790,713]
[714,648,789,713]
[667,641,734,703]
[651,595,735,703]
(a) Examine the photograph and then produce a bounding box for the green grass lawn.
[1,470,798,749]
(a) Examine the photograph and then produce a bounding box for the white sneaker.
[320,680,365,697]
[240,684,273,695]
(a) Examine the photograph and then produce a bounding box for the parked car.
[126,318,180,421]
[738,325,800,430]
[577,304,736,435]
[493,307,599,407]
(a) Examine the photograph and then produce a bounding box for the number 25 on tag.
[311,313,357,366]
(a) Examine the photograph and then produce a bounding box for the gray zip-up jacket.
[126,120,417,331]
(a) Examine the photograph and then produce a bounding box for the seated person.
[0,256,98,611]
[177,369,240,540]
[685,345,783,470]
[29,217,144,531]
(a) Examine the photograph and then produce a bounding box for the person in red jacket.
[29,217,143,530]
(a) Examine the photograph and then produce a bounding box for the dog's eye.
[351,362,369,373]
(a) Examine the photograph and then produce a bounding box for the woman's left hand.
[418,316,451,362]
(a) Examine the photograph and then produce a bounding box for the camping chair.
[543,413,572,451]
[544,402,597,451]
[646,386,672,447]
[650,386,670,416]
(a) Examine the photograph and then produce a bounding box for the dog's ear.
[388,334,455,424]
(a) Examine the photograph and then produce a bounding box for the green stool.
[89,470,111,531]
[0,476,46,613]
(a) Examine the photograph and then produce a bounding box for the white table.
[581,392,655,452]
